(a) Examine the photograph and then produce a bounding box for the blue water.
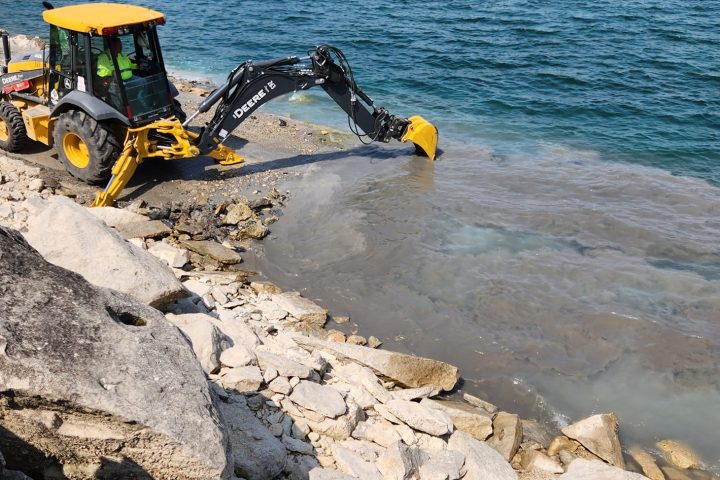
[3,0,719,182]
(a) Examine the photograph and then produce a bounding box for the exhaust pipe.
[1,30,10,74]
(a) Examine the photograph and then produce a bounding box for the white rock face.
[88,206,150,226]
[377,441,421,480]
[290,381,347,418]
[148,241,190,268]
[352,420,402,448]
[421,399,493,441]
[561,413,625,468]
[332,445,382,480]
[559,459,649,480]
[217,397,287,480]
[220,366,263,392]
[448,431,518,480]
[257,349,313,378]
[271,292,328,325]
[308,467,357,480]
[23,197,185,306]
[418,449,465,480]
[385,399,454,436]
[166,313,229,374]
[219,345,255,368]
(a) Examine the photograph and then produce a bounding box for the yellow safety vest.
[97,51,137,81]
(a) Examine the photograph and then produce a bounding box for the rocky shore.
[1,152,714,480]
[0,34,715,480]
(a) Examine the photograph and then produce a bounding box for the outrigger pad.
[401,115,438,160]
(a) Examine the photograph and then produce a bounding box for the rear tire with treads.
[0,101,29,153]
[53,109,122,184]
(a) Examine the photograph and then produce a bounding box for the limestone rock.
[0,226,231,478]
[282,434,314,455]
[628,446,665,480]
[148,241,189,268]
[217,397,286,480]
[256,300,289,322]
[166,313,230,374]
[463,392,498,414]
[520,451,564,474]
[385,399,453,436]
[257,349,312,378]
[488,412,523,462]
[182,239,242,264]
[655,439,700,470]
[219,345,255,367]
[559,459,648,479]
[220,366,263,392]
[23,196,185,307]
[224,203,254,225]
[418,449,465,480]
[269,376,293,395]
[448,431,518,480]
[346,335,367,346]
[304,402,363,440]
[421,398,493,441]
[115,219,172,239]
[326,329,347,343]
[377,441,421,480]
[290,381,347,418]
[332,445,382,480]
[88,206,149,226]
[352,420,402,448]
[294,336,458,391]
[562,413,624,468]
[393,386,440,402]
[250,281,283,294]
[272,292,328,325]
[367,335,382,348]
[308,468,357,480]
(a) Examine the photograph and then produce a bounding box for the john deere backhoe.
[0,2,438,207]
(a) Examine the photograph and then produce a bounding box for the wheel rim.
[63,132,90,169]
[0,119,8,142]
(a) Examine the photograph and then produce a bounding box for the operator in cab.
[97,37,136,80]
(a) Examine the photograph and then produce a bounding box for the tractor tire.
[53,110,122,185]
[0,101,29,153]
[172,99,187,123]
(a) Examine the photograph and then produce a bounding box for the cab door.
[48,25,75,104]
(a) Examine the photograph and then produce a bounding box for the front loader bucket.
[402,115,438,160]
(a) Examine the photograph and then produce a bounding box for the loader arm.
[188,45,437,160]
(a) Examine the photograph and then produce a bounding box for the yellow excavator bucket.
[401,115,438,160]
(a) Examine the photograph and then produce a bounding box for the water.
[3,0,720,471]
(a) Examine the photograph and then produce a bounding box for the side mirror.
[42,1,55,9]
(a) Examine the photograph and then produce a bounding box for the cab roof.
[42,3,165,34]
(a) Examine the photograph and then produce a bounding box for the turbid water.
[3,0,720,470]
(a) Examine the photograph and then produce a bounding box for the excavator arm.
[91,46,437,207]
[189,45,438,160]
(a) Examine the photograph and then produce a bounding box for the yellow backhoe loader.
[0,2,438,207]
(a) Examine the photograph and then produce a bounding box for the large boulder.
[22,197,185,307]
[447,431,517,480]
[293,336,459,391]
[562,413,625,468]
[0,226,232,478]
[217,396,287,479]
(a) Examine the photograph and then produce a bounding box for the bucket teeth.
[401,115,438,160]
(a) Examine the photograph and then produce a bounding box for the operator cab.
[44,3,174,125]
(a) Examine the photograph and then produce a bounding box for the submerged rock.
[23,196,185,307]
[0,226,231,478]
[628,446,665,480]
[655,439,700,470]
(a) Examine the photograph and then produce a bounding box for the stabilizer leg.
[91,133,143,207]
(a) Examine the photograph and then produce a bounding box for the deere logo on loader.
[0,3,438,207]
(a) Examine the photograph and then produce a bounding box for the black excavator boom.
[187,45,437,160]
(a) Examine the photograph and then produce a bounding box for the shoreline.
[0,36,716,480]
